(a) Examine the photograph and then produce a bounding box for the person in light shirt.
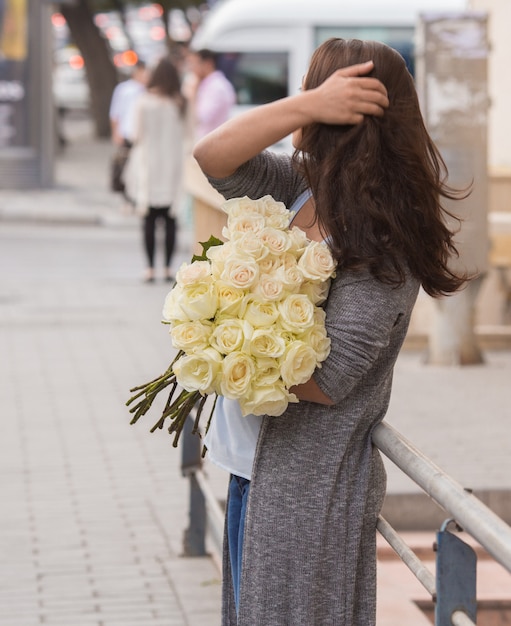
[109,60,148,146]
[187,48,236,141]
[109,61,148,200]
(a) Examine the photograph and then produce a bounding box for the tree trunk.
[60,0,118,138]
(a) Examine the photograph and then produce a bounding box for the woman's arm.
[193,61,388,179]
[290,379,335,405]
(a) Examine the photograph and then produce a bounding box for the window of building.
[217,51,289,105]
[315,27,415,75]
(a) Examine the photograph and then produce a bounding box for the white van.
[192,0,467,115]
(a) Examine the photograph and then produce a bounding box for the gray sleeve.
[205,150,307,206]
[313,271,417,404]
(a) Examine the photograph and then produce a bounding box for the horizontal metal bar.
[373,421,511,573]
[377,516,436,596]
[451,609,477,626]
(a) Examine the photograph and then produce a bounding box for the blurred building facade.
[0,0,54,188]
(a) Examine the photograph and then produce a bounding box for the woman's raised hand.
[194,61,388,179]
[307,61,389,125]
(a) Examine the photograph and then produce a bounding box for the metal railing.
[181,417,511,625]
[375,421,511,626]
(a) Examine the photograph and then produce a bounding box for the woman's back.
[128,92,184,209]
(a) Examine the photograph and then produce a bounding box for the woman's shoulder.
[330,267,420,308]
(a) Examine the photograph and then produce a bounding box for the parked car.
[191,0,468,151]
[52,46,90,113]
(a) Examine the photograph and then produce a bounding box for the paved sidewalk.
[0,117,221,626]
[0,220,222,626]
[1,115,510,624]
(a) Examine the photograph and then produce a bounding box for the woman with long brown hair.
[193,38,467,625]
[124,57,186,283]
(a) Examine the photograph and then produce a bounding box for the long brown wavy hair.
[147,57,186,116]
[294,38,468,297]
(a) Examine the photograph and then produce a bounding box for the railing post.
[181,414,207,556]
[435,520,477,626]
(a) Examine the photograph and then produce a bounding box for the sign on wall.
[0,0,29,148]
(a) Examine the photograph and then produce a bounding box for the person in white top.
[109,61,148,147]
[109,61,148,200]
[123,57,186,283]
[186,48,236,141]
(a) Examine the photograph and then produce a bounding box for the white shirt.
[123,92,184,213]
[109,78,146,141]
[203,190,313,479]
[203,397,263,480]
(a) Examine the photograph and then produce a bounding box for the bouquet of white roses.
[127,195,336,447]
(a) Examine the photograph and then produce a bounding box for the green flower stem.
[168,392,203,447]
[128,377,174,425]
[127,347,218,448]
[192,395,209,435]
[126,352,186,426]
[148,388,193,432]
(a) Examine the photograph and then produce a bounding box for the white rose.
[258,226,292,256]
[288,226,309,257]
[179,280,218,321]
[170,320,213,352]
[266,212,292,230]
[239,381,297,417]
[215,280,245,317]
[222,196,265,218]
[252,273,285,301]
[299,322,331,363]
[175,260,212,286]
[247,327,286,359]
[280,341,318,387]
[207,241,233,279]
[299,279,331,305]
[235,231,270,262]
[173,348,222,394]
[298,241,336,282]
[257,195,290,220]
[224,213,266,239]
[253,357,281,386]
[162,285,190,323]
[210,318,252,354]
[258,254,280,275]
[219,351,256,399]
[274,253,304,292]
[312,305,327,326]
[241,295,279,328]
[276,327,298,349]
[278,293,315,332]
[221,256,259,289]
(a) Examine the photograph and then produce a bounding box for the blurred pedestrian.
[187,48,236,142]
[110,60,148,146]
[123,57,186,283]
[109,60,148,197]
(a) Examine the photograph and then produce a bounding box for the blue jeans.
[227,474,250,613]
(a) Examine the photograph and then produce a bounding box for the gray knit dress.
[207,151,420,626]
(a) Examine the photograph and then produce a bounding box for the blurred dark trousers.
[143,207,176,268]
